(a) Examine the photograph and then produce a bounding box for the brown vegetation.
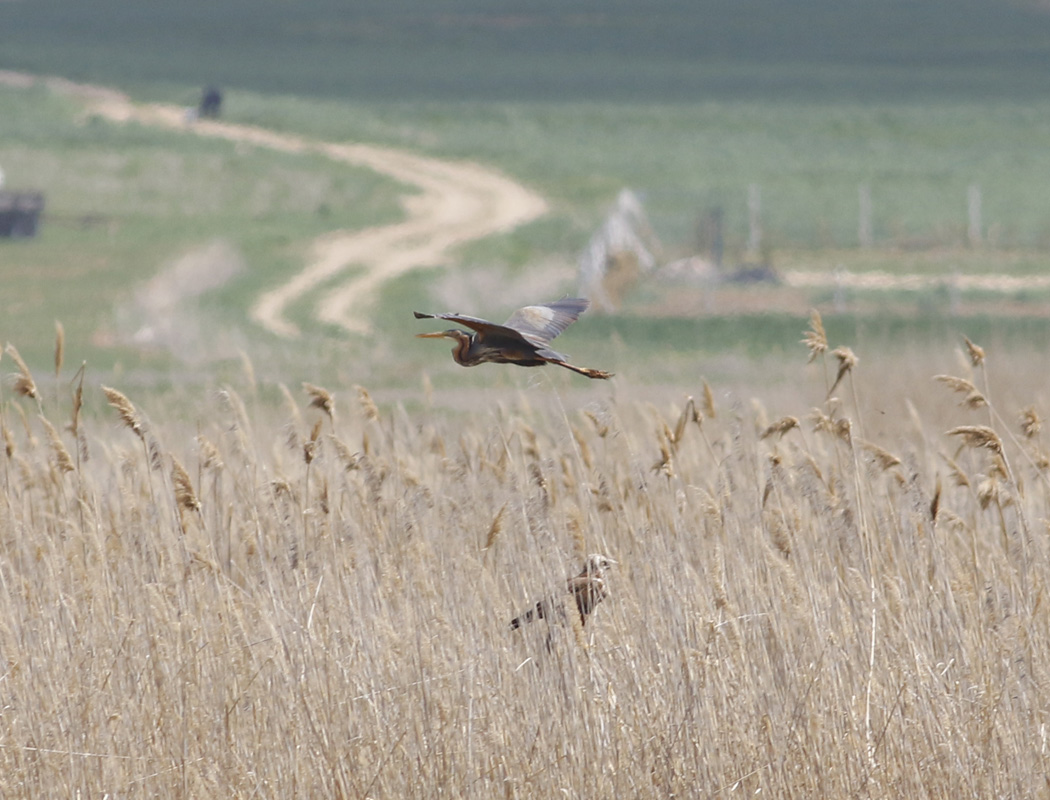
[1,320,1049,796]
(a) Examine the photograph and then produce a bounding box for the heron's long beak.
[416,331,451,339]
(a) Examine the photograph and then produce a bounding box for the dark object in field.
[510,554,616,632]
[199,86,223,119]
[725,264,779,284]
[414,297,613,379]
[0,191,45,238]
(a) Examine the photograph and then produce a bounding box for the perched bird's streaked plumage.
[510,554,616,633]
[414,298,612,379]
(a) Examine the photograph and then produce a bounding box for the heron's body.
[445,330,551,368]
[414,298,612,379]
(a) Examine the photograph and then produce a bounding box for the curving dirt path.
[4,72,548,337]
[783,268,1050,293]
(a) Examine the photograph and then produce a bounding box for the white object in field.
[578,189,659,311]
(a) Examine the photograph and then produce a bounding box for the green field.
[6,80,1050,389]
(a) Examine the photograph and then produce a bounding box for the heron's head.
[416,329,470,342]
[582,553,617,577]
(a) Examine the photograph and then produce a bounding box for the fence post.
[858,183,873,248]
[834,266,848,313]
[968,184,982,246]
[747,183,761,258]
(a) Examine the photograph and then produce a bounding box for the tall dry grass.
[1,320,1049,797]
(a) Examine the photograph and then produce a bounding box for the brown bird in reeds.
[510,554,616,633]
[414,297,613,379]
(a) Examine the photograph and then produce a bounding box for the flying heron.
[414,298,613,379]
[510,553,617,632]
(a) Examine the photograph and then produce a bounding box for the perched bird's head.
[582,553,616,577]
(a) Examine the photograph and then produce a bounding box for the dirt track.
[6,72,548,337]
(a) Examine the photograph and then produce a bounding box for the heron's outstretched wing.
[502,298,590,345]
[413,310,493,332]
[413,310,536,347]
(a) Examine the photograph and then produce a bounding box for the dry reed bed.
[0,322,1048,798]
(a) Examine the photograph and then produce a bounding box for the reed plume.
[802,309,828,363]
[303,382,335,421]
[39,415,75,474]
[934,375,987,409]
[828,346,857,396]
[1,419,13,459]
[102,386,145,441]
[53,321,65,378]
[304,419,322,465]
[671,396,700,448]
[356,385,379,422]
[171,456,201,516]
[963,336,985,367]
[761,416,799,440]
[5,344,39,404]
[583,409,610,438]
[197,435,223,471]
[70,363,84,436]
[328,434,361,472]
[102,384,156,502]
[857,439,901,471]
[701,378,717,419]
[1019,406,1041,439]
[482,503,506,551]
[948,425,1003,455]
[808,407,835,435]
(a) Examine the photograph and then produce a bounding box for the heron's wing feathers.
[413,311,491,332]
[503,298,589,344]
[532,345,570,362]
[415,299,592,355]
[414,311,527,340]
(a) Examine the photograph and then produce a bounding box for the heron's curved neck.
[450,332,477,366]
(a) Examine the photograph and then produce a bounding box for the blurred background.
[3,0,1050,403]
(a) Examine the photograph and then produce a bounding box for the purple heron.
[414,297,613,379]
